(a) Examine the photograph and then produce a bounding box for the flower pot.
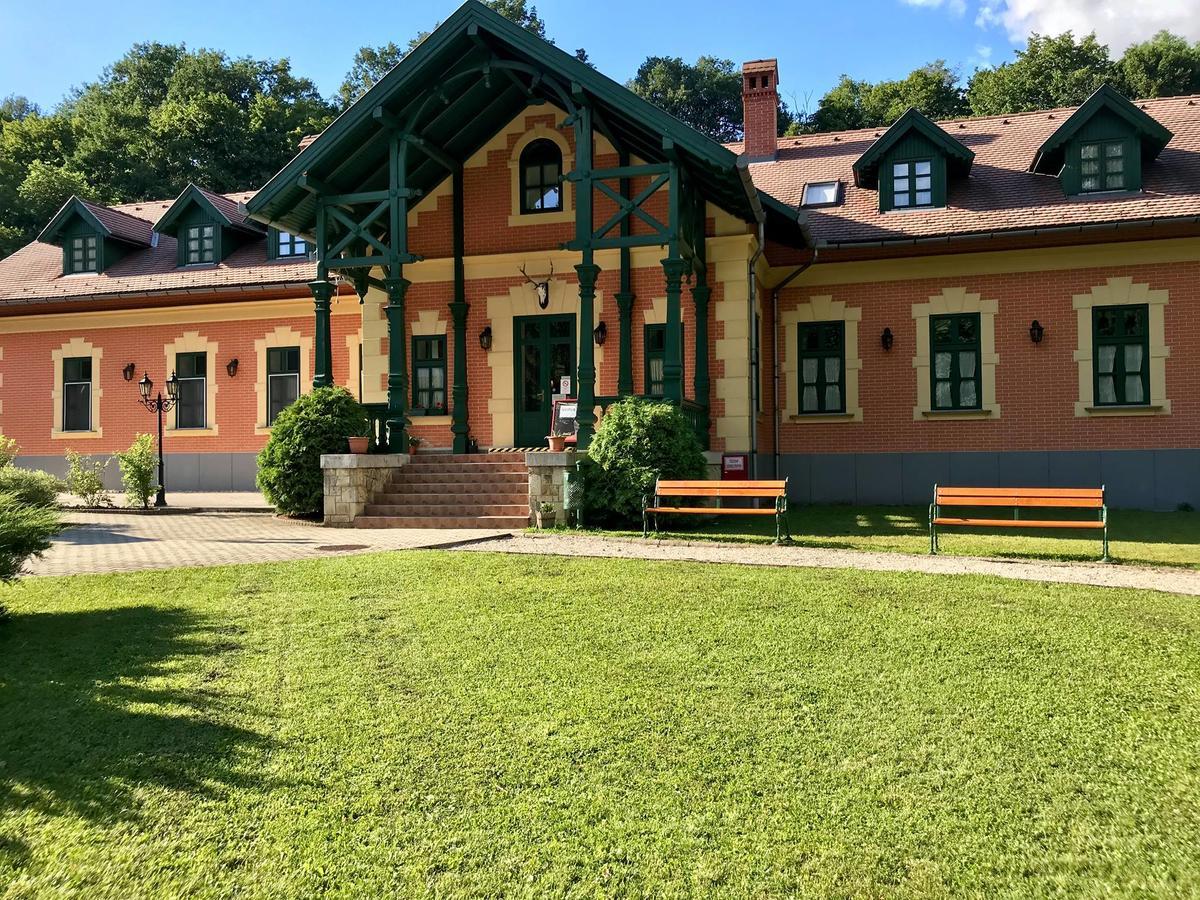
[347,436,369,454]
[407,442,420,456]
[547,435,567,453]
[536,510,556,529]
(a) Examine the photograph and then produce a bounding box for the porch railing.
[363,403,390,453]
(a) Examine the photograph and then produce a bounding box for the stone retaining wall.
[321,453,409,525]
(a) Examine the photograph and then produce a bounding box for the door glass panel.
[522,345,542,413]
[523,321,541,341]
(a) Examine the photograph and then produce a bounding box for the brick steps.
[353,452,530,529]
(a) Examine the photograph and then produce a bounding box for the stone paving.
[57,491,272,511]
[30,510,507,576]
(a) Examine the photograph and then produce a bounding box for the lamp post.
[138,371,179,507]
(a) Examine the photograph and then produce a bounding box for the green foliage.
[0,467,63,509]
[0,493,59,583]
[811,62,968,132]
[0,435,18,467]
[1116,31,1200,99]
[583,398,706,526]
[257,387,367,517]
[64,450,111,508]
[966,33,1114,116]
[114,434,159,509]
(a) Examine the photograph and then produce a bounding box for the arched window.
[519,139,563,214]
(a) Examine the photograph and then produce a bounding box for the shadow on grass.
[0,604,274,843]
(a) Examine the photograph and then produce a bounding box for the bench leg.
[1101,507,1109,562]
[929,504,937,555]
[642,507,649,539]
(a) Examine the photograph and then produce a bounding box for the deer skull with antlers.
[519,262,554,309]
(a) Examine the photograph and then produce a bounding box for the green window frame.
[930,313,982,411]
[62,356,92,432]
[892,159,934,209]
[66,235,99,274]
[184,223,216,265]
[1079,139,1127,193]
[519,139,563,214]
[1092,304,1150,406]
[273,229,308,259]
[266,346,301,425]
[175,351,207,428]
[644,324,684,398]
[411,335,447,415]
[797,321,845,414]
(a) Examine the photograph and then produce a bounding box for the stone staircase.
[354,452,530,529]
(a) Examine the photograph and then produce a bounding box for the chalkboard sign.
[551,398,578,443]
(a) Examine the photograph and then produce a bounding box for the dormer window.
[67,235,99,274]
[1079,140,1126,193]
[184,224,216,265]
[892,160,933,208]
[519,139,563,214]
[275,230,307,258]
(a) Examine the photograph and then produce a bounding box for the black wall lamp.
[593,321,607,346]
[123,362,136,381]
[479,326,493,351]
[1029,320,1045,344]
[881,327,894,351]
[226,358,239,377]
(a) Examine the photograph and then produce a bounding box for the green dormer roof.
[1031,84,1174,176]
[38,196,154,247]
[852,108,975,189]
[154,184,264,238]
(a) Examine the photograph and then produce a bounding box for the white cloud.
[977,0,1200,49]
[969,44,995,68]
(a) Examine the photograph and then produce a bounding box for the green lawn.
[606,504,1200,568]
[3,552,1200,897]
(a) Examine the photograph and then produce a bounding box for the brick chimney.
[742,59,779,161]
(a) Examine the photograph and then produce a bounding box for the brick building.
[0,0,1197,513]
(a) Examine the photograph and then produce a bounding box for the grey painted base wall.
[761,450,1200,511]
[18,453,260,492]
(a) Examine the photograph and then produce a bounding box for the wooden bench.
[643,479,791,543]
[930,484,1108,560]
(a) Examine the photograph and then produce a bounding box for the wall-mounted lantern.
[1029,320,1045,344]
[881,327,894,351]
[593,321,607,346]
[226,358,239,378]
[479,326,493,351]
[123,362,137,381]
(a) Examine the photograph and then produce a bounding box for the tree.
[0,95,38,123]
[0,112,78,257]
[628,56,796,143]
[967,33,1114,116]
[1116,31,1200,99]
[338,1,548,108]
[810,62,967,132]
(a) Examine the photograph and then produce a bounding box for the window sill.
[52,429,103,440]
[919,408,995,420]
[165,426,220,437]
[1082,403,1167,417]
[410,415,452,426]
[788,412,860,423]
[507,209,574,227]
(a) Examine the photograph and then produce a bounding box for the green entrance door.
[514,314,576,446]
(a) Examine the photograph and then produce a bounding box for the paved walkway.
[58,491,272,511]
[30,510,506,576]
[460,533,1200,596]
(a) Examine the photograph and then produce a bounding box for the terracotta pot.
[547,435,567,452]
[408,443,420,456]
[347,436,369,454]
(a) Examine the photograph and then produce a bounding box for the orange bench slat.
[936,496,1104,509]
[936,487,1102,499]
[932,517,1105,529]
[646,507,778,516]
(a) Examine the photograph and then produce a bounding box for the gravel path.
[460,533,1200,596]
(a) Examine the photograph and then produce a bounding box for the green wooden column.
[691,276,711,447]
[450,165,470,453]
[574,104,598,448]
[310,279,334,388]
[383,274,410,452]
[661,256,688,404]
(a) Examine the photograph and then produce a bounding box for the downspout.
[748,220,764,478]
[769,250,817,478]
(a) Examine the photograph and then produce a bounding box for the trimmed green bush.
[257,387,368,517]
[0,467,62,508]
[64,450,111,507]
[583,397,707,526]
[0,492,60,584]
[115,433,159,509]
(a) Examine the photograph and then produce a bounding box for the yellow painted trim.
[345,329,362,400]
[164,331,219,437]
[51,337,103,439]
[507,124,574,227]
[410,414,452,426]
[775,237,1200,287]
[781,296,863,422]
[912,287,1000,420]
[253,325,312,434]
[360,287,388,404]
[1072,277,1171,417]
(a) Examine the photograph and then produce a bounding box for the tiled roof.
[0,190,315,307]
[734,95,1200,246]
[81,199,156,246]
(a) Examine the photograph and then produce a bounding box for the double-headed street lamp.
[138,371,179,507]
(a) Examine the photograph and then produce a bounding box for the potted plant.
[547,433,567,453]
[407,433,422,456]
[347,425,370,455]
[536,500,556,529]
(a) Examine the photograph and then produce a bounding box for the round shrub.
[256,387,367,517]
[0,492,60,583]
[0,466,63,509]
[583,397,707,526]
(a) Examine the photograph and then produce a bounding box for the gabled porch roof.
[245,0,807,248]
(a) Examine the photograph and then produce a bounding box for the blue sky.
[2,0,1195,113]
